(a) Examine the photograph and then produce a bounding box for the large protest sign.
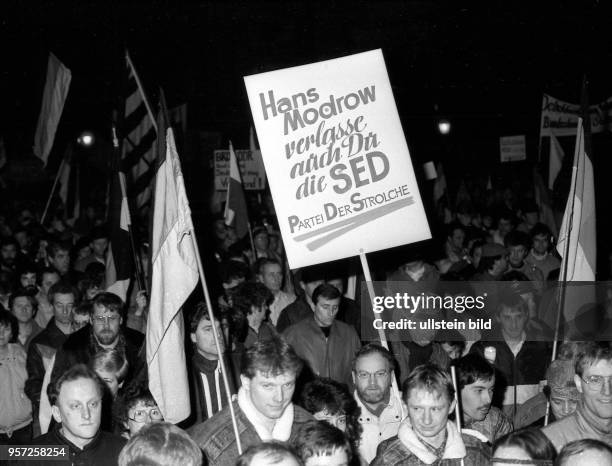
[245,49,431,269]
[540,93,612,137]
[214,149,266,190]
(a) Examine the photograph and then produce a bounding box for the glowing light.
[77,131,95,147]
[438,119,451,135]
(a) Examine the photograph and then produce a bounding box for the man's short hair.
[232,282,274,316]
[48,281,79,306]
[90,348,129,384]
[293,420,352,464]
[575,342,612,377]
[188,302,217,333]
[453,354,495,391]
[46,240,70,259]
[219,260,250,286]
[38,266,60,285]
[8,287,38,315]
[494,428,557,463]
[237,441,302,466]
[48,364,106,406]
[497,290,528,316]
[0,309,18,343]
[556,439,612,465]
[255,257,281,276]
[352,343,396,373]
[300,378,362,450]
[504,230,531,249]
[118,422,202,466]
[530,223,552,240]
[92,292,124,315]
[241,336,303,379]
[402,363,454,403]
[74,301,92,317]
[311,284,341,306]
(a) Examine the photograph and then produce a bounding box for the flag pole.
[450,365,465,466]
[41,156,67,225]
[189,230,243,454]
[359,249,404,419]
[545,120,582,426]
[247,221,256,261]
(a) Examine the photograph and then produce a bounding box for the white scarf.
[398,418,466,464]
[237,386,294,441]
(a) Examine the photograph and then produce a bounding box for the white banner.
[214,149,266,190]
[540,93,612,137]
[245,49,431,269]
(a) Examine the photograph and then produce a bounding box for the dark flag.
[106,128,134,301]
[121,51,157,217]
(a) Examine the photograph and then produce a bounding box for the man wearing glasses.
[352,343,404,463]
[542,342,612,451]
[51,292,144,388]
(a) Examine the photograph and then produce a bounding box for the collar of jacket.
[397,418,466,464]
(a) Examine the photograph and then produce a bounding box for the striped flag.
[58,147,80,225]
[557,118,596,281]
[106,129,133,301]
[33,53,71,166]
[224,142,249,239]
[147,99,199,424]
[121,51,157,217]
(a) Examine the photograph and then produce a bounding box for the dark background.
[2,0,612,270]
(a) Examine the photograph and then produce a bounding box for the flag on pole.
[33,53,71,166]
[106,131,133,302]
[533,168,558,238]
[146,99,199,424]
[548,133,564,190]
[57,147,80,225]
[121,51,157,217]
[556,118,596,281]
[224,141,249,239]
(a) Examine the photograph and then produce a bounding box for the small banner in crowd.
[245,49,430,269]
[214,149,266,190]
[499,135,526,162]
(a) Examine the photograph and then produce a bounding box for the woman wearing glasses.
[113,383,165,438]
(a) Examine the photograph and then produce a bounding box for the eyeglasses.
[581,375,612,391]
[356,370,389,380]
[93,315,120,325]
[128,408,163,423]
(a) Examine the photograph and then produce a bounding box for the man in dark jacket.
[470,291,550,424]
[51,292,144,386]
[189,337,314,466]
[186,302,237,426]
[25,282,77,421]
[19,364,125,466]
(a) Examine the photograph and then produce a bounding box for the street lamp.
[437,119,451,135]
[77,131,95,147]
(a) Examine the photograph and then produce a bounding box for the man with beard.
[454,354,512,443]
[51,292,144,388]
[542,342,612,451]
[0,237,19,274]
[352,344,404,463]
[189,337,313,466]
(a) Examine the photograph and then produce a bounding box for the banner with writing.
[214,149,266,190]
[499,135,526,162]
[245,49,431,269]
[540,93,612,137]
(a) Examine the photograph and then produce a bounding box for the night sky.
[3,1,612,211]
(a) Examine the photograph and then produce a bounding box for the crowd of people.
[1,186,612,466]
